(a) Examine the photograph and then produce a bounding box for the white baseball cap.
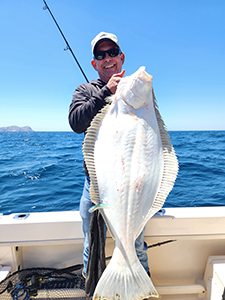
[91,32,121,55]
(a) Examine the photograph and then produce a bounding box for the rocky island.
[0,126,34,132]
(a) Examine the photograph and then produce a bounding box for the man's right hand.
[107,70,125,94]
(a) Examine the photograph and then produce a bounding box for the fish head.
[117,66,153,110]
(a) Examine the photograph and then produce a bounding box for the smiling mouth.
[104,64,115,69]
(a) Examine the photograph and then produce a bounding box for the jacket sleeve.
[68,83,112,134]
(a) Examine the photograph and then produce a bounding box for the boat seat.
[156,284,206,295]
[0,265,12,282]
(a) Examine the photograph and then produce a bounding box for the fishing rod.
[147,239,176,249]
[105,239,177,261]
[43,0,89,83]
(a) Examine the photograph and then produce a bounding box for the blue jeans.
[79,176,149,276]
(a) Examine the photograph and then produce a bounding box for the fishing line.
[42,0,89,83]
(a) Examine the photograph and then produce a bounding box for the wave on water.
[0,132,85,214]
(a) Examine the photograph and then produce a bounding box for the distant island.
[0,126,34,132]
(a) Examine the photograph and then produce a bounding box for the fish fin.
[105,95,114,104]
[83,104,116,239]
[83,104,111,205]
[145,90,179,221]
[88,203,110,213]
[93,254,158,300]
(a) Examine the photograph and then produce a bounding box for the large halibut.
[83,66,178,299]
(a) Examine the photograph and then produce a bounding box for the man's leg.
[135,227,149,274]
[79,176,107,277]
[79,177,92,277]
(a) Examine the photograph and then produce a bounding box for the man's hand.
[107,70,125,94]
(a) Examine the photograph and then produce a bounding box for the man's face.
[91,41,125,83]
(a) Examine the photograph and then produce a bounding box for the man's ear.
[91,59,97,71]
[121,53,125,65]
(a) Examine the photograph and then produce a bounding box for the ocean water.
[0,131,224,215]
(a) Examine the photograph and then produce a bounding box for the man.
[68,32,149,278]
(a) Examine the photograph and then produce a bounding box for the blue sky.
[0,0,224,131]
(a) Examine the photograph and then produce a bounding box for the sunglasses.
[94,48,122,60]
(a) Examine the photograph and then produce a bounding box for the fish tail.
[93,252,158,300]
